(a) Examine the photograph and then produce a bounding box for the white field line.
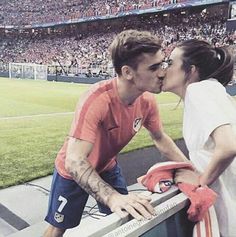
[0,102,183,121]
[0,112,74,120]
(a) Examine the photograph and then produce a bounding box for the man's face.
[132,50,166,94]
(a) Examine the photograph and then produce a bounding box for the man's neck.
[116,77,143,105]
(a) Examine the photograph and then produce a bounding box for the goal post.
[9,63,48,80]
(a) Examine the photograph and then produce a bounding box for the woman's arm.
[200,124,236,186]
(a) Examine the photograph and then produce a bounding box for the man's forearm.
[153,132,189,162]
[66,157,117,205]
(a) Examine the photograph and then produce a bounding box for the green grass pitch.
[0,77,183,188]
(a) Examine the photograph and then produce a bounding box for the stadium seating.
[0,1,235,77]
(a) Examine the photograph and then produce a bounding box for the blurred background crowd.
[0,0,235,77]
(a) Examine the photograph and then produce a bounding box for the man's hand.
[107,192,156,221]
[174,168,200,186]
[66,138,156,221]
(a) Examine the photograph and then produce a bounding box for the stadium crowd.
[0,0,186,26]
[0,9,235,75]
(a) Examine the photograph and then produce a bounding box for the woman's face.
[162,47,187,95]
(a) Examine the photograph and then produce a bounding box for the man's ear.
[121,65,134,80]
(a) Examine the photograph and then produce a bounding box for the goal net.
[9,63,48,80]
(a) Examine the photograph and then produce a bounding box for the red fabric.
[178,183,217,222]
[142,171,173,193]
[138,162,217,222]
[139,162,194,193]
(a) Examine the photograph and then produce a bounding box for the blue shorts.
[45,163,128,229]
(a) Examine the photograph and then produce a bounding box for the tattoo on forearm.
[68,158,114,204]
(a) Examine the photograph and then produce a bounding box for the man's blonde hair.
[109,30,162,75]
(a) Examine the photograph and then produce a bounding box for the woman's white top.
[183,79,236,237]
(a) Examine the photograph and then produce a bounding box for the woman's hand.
[174,168,201,186]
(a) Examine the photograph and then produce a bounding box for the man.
[44,30,189,237]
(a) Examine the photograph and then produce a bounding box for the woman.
[162,39,236,237]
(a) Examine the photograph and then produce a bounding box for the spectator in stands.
[0,8,233,74]
[162,39,236,237]
[43,29,192,237]
[1,0,173,26]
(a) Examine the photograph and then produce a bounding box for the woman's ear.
[121,65,134,80]
[190,65,199,82]
[190,65,197,74]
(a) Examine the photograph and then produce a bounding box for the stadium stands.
[0,0,187,26]
[0,1,235,78]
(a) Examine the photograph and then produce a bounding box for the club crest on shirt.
[54,212,64,223]
[133,118,142,132]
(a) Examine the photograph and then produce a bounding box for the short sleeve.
[69,98,105,143]
[185,80,231,142]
